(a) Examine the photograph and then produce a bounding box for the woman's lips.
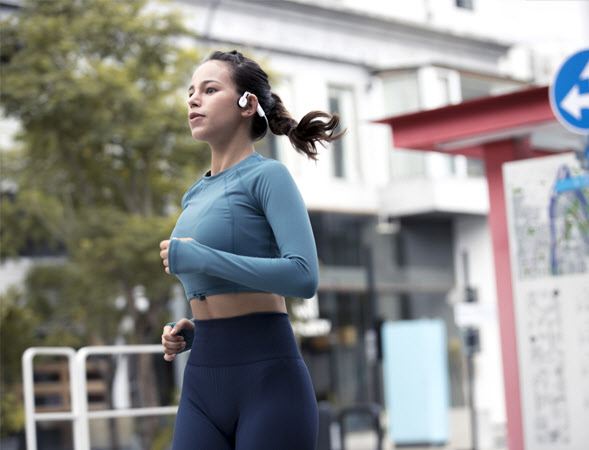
[189,113,204,123]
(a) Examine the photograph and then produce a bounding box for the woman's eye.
[205,87,216,94]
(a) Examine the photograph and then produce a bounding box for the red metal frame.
[482,139,523,450]
[376,85,566,450]
[376,86,554,155]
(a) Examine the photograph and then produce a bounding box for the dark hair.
[204,50,345,160]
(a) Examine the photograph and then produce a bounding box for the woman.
[159,50,344,449]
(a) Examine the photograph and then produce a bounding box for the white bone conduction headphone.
[238,91,269,141]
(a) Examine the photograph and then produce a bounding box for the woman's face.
[187,60,243,143]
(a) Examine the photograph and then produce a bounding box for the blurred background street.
[1,1,588,449]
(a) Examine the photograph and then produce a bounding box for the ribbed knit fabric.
[171,312,318,450]
[168,152,319,302]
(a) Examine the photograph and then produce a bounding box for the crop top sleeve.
[167,157,319,299]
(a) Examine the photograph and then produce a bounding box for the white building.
[167,1,587,448]
[2,0,587,448]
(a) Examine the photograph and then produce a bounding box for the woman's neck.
[209,143,255,176]
[206,121,255,175]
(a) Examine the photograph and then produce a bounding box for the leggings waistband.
[187,312,301,367]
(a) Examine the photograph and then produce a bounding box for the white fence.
[22,345,178,450]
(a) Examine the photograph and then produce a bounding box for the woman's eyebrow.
[188,79,224,92]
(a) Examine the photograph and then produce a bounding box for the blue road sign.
[549,49,589,134]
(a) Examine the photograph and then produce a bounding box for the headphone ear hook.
[238,91,266,118]
[238,91,268,139]
[238,91,250,108]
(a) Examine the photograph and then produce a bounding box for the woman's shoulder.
[246,153,293,181]
[237,154,297,205]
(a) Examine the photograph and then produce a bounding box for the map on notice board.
[504,152,589,450]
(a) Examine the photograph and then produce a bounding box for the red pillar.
[482,139,524,450]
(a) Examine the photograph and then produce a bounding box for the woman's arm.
[167,162,319,299]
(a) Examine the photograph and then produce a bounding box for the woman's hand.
[159,238,194,274]
[161,318,196,361]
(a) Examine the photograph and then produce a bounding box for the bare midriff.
[189,292,287,320]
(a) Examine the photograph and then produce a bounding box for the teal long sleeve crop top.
[167,151,319,302]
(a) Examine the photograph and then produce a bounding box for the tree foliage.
[1,0,206,218]
[0,0,209,441]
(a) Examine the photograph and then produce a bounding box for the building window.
[456,0,473,10]
[381,70,420,116]
[268,76,305,175]
[328,86,358,180]
[460,73,525,102]
[310,212,365,266]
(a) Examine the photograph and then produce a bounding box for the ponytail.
[268,92,345,161]
[205,50,346,160]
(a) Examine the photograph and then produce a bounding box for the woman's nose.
[187,92,199,108]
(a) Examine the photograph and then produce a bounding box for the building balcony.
[318,265,454,295]
[379,176,489,218]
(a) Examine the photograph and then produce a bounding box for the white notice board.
[503,153,589,450]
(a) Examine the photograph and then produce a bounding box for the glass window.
[456,0,474,10]
[310,212,366,266]
[460,73,525,102]
[381,71,429,181]
[299,291,369,407]
[389,149,427,180]
[437,72,452,105]
[466,157,485,177]
[460,75,492,101]
[269,76,305,175]
[381,71,420,116]
[328,86,358,181]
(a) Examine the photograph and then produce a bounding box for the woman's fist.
[161,318,195,361]
[159,238,193,274]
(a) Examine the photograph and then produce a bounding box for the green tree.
[0,287,39,438]
[0,0,209,446]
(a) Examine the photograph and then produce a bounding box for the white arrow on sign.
[560,60,589,120]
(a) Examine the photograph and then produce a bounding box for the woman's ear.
[240,93,259,118]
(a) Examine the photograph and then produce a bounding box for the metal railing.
[22,345,178,450]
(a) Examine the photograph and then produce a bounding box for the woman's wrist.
[167,238,178,274]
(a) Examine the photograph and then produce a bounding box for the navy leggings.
[171,312,318,450]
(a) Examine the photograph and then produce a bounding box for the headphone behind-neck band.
[238,91,268,141]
